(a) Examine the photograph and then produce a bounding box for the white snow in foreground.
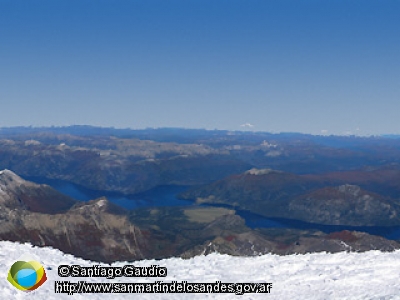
[1,241,400,299]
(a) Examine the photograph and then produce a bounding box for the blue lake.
[42,180,193,210]
[27,177,400,240]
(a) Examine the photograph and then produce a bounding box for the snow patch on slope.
[1,241,400,299]
[0,169,29,187]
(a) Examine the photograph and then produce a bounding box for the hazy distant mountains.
[0,131,250,194]
[1,126,400,195]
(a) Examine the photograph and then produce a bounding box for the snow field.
[1,241,400,299]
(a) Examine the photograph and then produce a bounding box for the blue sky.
[0,0,399,135]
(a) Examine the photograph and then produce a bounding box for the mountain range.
[1,126,400,262]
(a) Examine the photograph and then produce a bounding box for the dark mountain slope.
[180,168,400,226]
[288,184,400,226]
[0,169,77,214]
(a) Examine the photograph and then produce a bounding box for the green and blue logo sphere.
[7,260,47,292]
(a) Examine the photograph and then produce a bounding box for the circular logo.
[7,260,47,292]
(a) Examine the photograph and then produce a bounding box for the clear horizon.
[0,124,395,137]
[1,1,399,136]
